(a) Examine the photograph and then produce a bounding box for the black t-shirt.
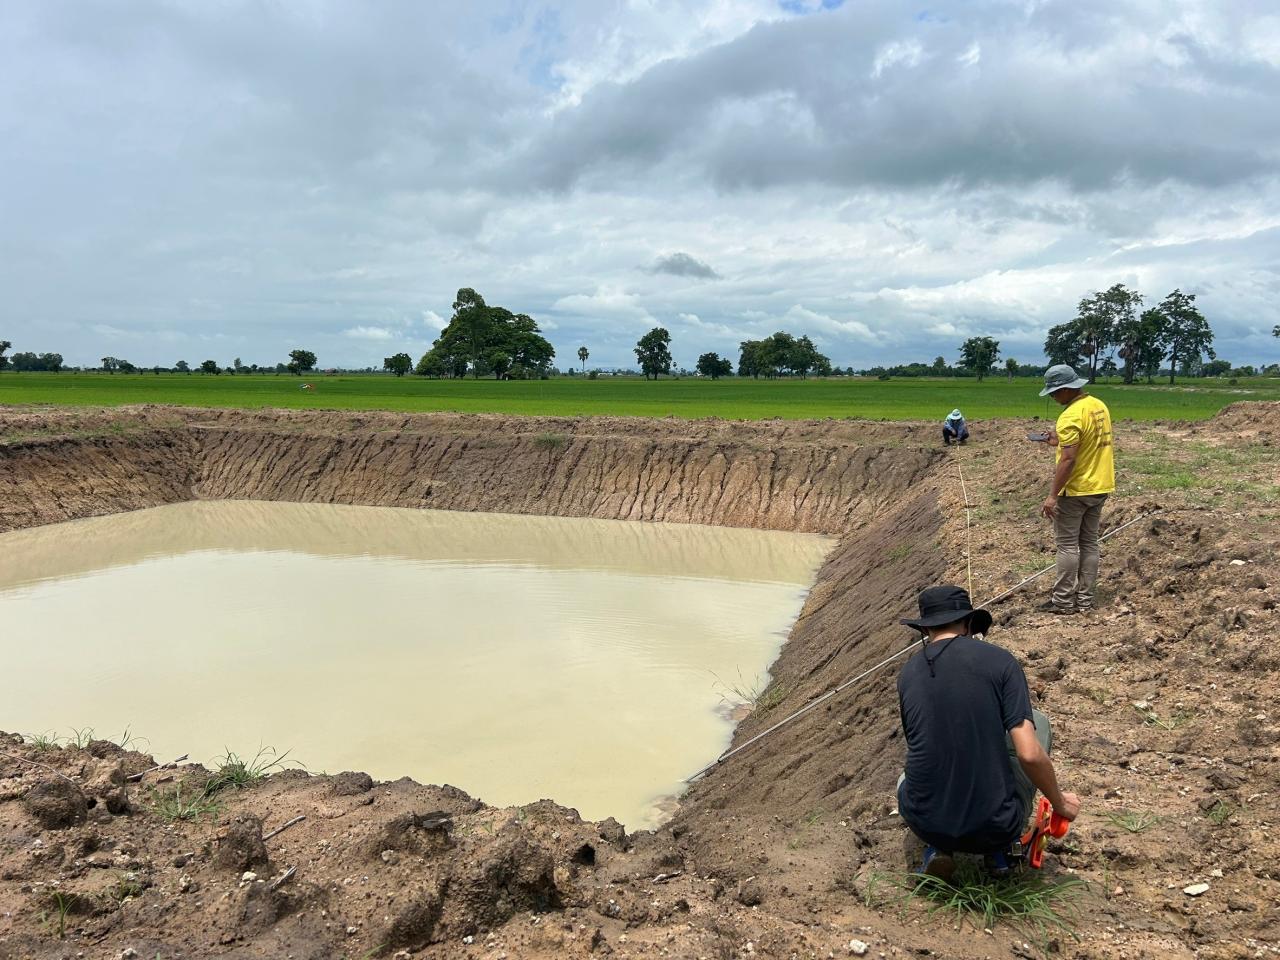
[896,634,1034,854]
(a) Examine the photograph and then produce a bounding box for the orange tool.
[1021,797,1070,869]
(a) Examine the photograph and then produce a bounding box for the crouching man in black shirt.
[896,585,1080,880]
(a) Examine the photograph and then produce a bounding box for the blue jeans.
[943,426,969,444]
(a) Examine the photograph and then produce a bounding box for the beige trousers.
[1052,493,1107,610]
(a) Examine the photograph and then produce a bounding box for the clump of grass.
[713,669,790,714]
[1206,800,1234,826]
[865,861,1085,944]
[204,746,292,795]
[151,781,223,823]
[23,731,62,752]
[1106,810,1161,834]
[68,727,96,749]
[532,431,569,450]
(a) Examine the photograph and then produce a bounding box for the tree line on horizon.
[2,286,1276,380]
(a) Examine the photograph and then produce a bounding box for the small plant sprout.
[45,891,73,939]
[1106,810,1161,834]
[1133,704,1195,731]
[68,727,96,749]
[1206,800,1235,826]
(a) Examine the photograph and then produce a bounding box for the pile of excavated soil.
[1,405,1277,959]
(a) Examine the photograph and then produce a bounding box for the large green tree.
[577,346,589,373]
[416,289,554,379]
[0,340,10,372]
[200,359,220,374]
[738,339,765,378]
[1157,289,1214,384]
[1090,284,1147,383]
[634,327,672,380]
[383,353,413,377]
[958,336,1000,381]
[10,352,63,372]
[737,332,831,378]
[1122,308,1169,384]
[696,352,733,379]
[1071,284,1141,382]
[287,349,317,375]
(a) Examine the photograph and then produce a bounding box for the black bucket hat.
[900,584,993,635]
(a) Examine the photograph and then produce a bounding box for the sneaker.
[918,846,956,883]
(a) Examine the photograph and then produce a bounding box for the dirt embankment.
[0,406,938,534]
[2,403,1278,960]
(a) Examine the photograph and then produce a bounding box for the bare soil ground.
[1,402,1277,960]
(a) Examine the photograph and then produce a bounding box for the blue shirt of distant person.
[943,409,969,446]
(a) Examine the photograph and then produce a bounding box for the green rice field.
[1,372,1275,421]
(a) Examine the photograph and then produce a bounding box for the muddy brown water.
[1,500,832,828]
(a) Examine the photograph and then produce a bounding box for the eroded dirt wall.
[0,407,942,535]
[191,424,936,534]
[0,432,198,532]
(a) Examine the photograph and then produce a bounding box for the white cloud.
[342,326,396,341]
[871,39,925,79]
[552,288,655,326]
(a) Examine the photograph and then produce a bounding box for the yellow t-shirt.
[1055,395,1115,496]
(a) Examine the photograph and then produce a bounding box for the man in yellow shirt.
[1037,364,1115,614]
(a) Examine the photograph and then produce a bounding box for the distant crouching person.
[943,409,969,446]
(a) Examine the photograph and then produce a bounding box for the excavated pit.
[0,406,948,825]
[0,405,956,957]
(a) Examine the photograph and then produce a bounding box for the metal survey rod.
[685,509,1157,782]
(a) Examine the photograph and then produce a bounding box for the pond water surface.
[0,501,832,828]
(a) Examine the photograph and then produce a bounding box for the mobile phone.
[1027,431,1051,442]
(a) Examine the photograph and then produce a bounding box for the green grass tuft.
[23,731,62,752]
[150,781,223,823]
[532,431,569,449]
[204,746,292,795]
[1206,800,1235,826]
[713,669,790,713]
[866,861,1085,944]
[1106,810,1161,833]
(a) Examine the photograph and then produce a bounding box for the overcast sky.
[3,0,1279,370]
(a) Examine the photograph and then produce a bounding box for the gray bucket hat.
[1039,363,1089,397]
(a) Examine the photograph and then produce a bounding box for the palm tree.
[577,346,589,374]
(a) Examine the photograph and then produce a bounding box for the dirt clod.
[736,878,764,906]
[330,770,375,796]
[384,883,446,950]
[213,815,270,873]
[22,777,88,829]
